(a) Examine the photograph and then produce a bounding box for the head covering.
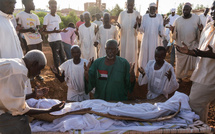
[83,11,90,16]
[71,45,80,50]
[171,8,176,13]
[103,12,110,17]
[184,2,192,8]
[149,2,157,7]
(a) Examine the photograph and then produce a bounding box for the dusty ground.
[32,43,215,128]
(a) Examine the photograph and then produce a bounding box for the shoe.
[36,75,44,81]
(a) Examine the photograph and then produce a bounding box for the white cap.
[71,45,80,50]
[149,2,157,7]
[83,11,90,16]
[171,8,176,13]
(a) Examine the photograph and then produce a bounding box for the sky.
[15,0,212,15]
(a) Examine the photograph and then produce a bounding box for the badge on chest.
[97,70,108,80]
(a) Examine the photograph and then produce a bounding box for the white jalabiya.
[138,60,179,99]
[168,14,180,26]
[79,23,97,60]
[93,20,103,27]
[118,10,140,70]
[0,11,23,58]
[0,58,30,116]
[172,14,201,78]
[138,14,164,68]
[59,59,89,101]
[0,11,32,95]
[96,25,118,57]
[191,22,215,85]
[199,14,209,28]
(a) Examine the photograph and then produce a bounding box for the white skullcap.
[71,45,80,50]
[103,12,110,17]
[171,8,176,12]
[83,11,90,16]
[149,2,157,7]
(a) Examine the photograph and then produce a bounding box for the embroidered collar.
[0,10,13,19]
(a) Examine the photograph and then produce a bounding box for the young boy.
[51,45,89,102]
[60,23,77,59]
[138,46,179,99]
[43,0,67,72]
[16,0,43,80]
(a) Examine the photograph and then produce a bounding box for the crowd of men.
[0,0,215,133]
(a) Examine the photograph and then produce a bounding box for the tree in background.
[110,4,123,17]
[58,11,79,29]
[34,11,47,28]
[87,6,102,16]
[177,3,184,16]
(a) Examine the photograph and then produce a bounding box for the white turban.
[171,8,176,13]
[83,11,90,16]
[71,45,80,50]
[149,2,157,7]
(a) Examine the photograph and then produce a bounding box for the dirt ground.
[32,43,215,128]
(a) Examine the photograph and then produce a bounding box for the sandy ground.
[31,43,215,128]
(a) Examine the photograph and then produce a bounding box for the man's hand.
[194,45,215,58]
[198,24,203,32]
[169,25,175,33]
[49,102,65,112]
[61,28,68,33]
[53,27,61,33]
[16,25,23,31]
[165,69,172,81]
[95,26,99,35]
[129,63,135,82]
[163,17,170,26]
[28,27,36,33]
[75,30,79,36]
[84,57,94,81]
[138,67,145,76]
[94,42,99,47]
[176,41,189,54]
[116,22,121,29]
[35,87,49,98]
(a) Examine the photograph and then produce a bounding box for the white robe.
[79,23,97,60]
[172,14,201,78]
[118,10,140,69]
[138,60,179,99]
[97,25,118,57]
[138,14,164,68]
[59,59,89,101]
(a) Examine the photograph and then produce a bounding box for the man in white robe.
[171,3,202,82]
[51,45,89,101]
[138,3,165,69]
[93,13,103,27]
[79,12,97,60]
[117,0,140,72]
[199,8,210,28]
[0,50,65,134]
[176,1,215,123]
[138,46,179,99]
[95,13,118,58]
[166,8,180,66]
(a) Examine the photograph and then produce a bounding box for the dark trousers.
[49,41,67,70]
[0,113,31,134]
[28,43,42,51]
